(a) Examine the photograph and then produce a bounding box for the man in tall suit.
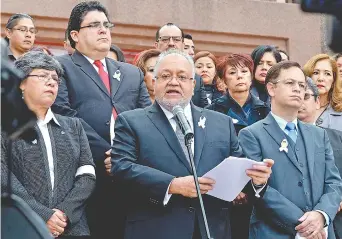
[298,77,342,239]
[111,49,273,239]
[238,61,342,239]
[154,23,208,108]
[52,1,151,238]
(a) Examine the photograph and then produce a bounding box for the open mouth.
[166,89,181,96]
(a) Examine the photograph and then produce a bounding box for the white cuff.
[163,182,173,205]
[251,181,267,198]
[75,165,96,177]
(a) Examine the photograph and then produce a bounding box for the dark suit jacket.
[111,102,262,239]
[52,50,152,163]
[193,73,209,108]
[1,114,96,236]
[238,114,342,239]
[324,128,342,239]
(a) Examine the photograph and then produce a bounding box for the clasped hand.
[46,209,68,237]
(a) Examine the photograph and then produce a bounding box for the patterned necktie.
[285,122,297,143]
[173,117,190,164]
[93,60,118,119]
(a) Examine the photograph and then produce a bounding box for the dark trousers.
[230,204,252,239]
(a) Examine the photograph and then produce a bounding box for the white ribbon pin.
[232,118,239,124]
[32,139,37,145]
[113,70,121,82]
[198,116,206,129]
[279,139,289,153]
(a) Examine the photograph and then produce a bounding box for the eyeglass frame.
[9,26,38,34]
[157,36,183,44]
[271,78,307,91]
[155,74,194,83]
[79,21,115,31]
[303,93,318,100]
[27,74,61,85]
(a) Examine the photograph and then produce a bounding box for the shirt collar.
[82,54,107,69]
[7,47,16,62]
[37,108,60,127]
[271,112,298,131]
[159,103,192,122]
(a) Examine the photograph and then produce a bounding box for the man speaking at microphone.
[110,49,273,239]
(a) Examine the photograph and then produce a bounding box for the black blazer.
[111,103,262,239]
[1,114,96,236]
[52,50,152,163]
[192,73,209,108]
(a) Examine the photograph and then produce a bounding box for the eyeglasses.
[79,21,115,30]
[155,74,193,83]
[273,79,307,91]
[27,74,61,85]
[157,36,183,44]
[304,93,316,100]
[11,26,38,34]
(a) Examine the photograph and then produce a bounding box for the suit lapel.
[263,114,302,173]
[299,122,315,185]
[145,103,192,173]
[71,50,110,98]
[192,104,206,168]
[106,58,122,98]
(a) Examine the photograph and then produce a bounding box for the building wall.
[1,0,322,64]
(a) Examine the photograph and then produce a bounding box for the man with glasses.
[298,77,342,239]
[238,61,342,239]
[52,1,151,239]
[155,23,208,108]
[111,49,273,239]
[5,13,37,61]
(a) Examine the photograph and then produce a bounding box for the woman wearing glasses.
[303,54,342,131]
[5,13,37,61]
[1,51,96,239]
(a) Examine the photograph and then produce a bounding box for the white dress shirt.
[83,54,115,144]
[37,108,95,191]
[271,112,329,238]
[160,104,194,205]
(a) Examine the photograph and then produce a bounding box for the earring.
[21,90,24,99]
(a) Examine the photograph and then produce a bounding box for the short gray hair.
[14,51,64,79]
[306,77,319,101]
[153,49,195,79]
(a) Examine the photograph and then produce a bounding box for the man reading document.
[111,49,273,239]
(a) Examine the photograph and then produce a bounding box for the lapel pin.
[32,139,37,145]
[198,116,206,129]
[61,131,65,135]
[232,118,239,124]
[113,70,121,82]
[279,139,288,153]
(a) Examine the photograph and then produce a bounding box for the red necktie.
[93,60,118,119]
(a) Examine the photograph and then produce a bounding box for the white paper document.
[203,156,265,202]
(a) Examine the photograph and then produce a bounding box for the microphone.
[172,105,194,142]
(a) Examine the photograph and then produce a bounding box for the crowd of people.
[2,1,342,239]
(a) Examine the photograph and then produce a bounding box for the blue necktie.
[285,122,297,143]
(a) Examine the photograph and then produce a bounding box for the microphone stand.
[185,135,214,239]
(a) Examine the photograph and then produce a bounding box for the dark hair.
[14,51,64,79]
[278,49,290,60]
[251,45,282,76]
[333,53,342,61]
[6,13,34,29]
[109,44,126,62]
[5,13,34,43]
[265,61,304,85]
[216,53,254,79]
[134,49,161,75]
[67,1,109,48]
[184,33,193,40]
[306,77,319,101]
[64,29,69,41]
[155,23,184,41]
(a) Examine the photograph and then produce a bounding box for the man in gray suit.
[239,61,342,239]
[298,77,342,239]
